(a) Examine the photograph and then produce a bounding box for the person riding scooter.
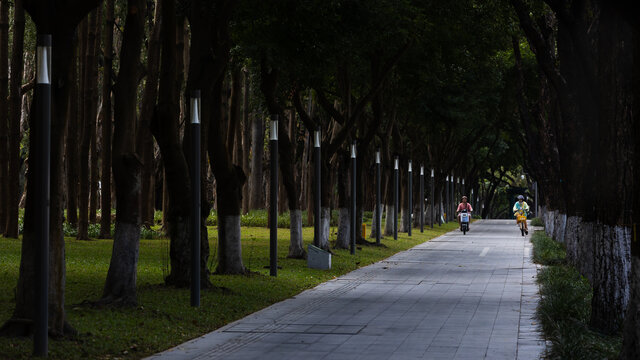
[456,196,473,230]
[513,195,529,235]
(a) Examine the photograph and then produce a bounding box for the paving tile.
[146,221,546,360]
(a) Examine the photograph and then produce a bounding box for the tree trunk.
[78,10,98,239]
[4,0,25,238]
[335,151,350,249]
[259,63,305,259]
[383,171,394,236]
[621,3,640,356]
[89,6,103,223]
[211,77,247,274]
[241,69,251,214]
[400,168,410,233]
[99,0,114,239]
[0,0,9,235]
[101,0,145,306]
[229,66,241,162]
[0,0,102,338]
[66,38,80,227]
[248,112,264,209]
[185,0,244,274]
[152,0,210,288]
[138,0,161,228]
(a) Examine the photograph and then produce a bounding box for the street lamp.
[350,142,356,254]
[189,91,201,307]
[375,150,381,245]
[269,115,278,276]
[408,161,412,236]
[394,157,399,239]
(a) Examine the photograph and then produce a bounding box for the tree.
[99,0,114,239]
[151,0,211,287]
[100,0,145,305]
[0,0,102,337]
[510,0,633,335]
[138,0,162,228]
[5,0,25,238]
[78,9,99,240]
[186,0,245,274]
[0,0,9,236]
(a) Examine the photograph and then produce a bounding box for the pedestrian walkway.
[146,220,546,360]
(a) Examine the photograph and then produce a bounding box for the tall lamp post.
[420,165,424,233]
[394,156,399,240]
[313,128,321,247]
[350,142,356,255]
[190,91,201,307]
[462,178,465,198]
[450,173,455,222]
[445,175,449,223]
[34,33,52,358]
[408,161,412,236]
[430,169,435,228]
[375,150,381,245]
[269,115,278,276]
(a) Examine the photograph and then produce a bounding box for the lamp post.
[314,128,321,247]
[462,178,465,199]
[451,173,455,222]
[408,161,412,236]
[420,165,424,233]
[190,91,201,307]
[445,175,449,223]
[394,157,399,240]
[430,169,435,228]
[375,150,381,245]
[534,181,539,217]
[350,142,356,255]
[269,115,278,276]
[34,33,52,358]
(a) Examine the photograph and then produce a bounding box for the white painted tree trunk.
[621,256,640,358]
[336,207,350,249]
[320,207,330,250]
[217,215,245,274]
[590,223,631,333]
[102,222,140,305]
[400,207,410,232]
[384,204,394,236]
[369,206,383,239]
[287,210,306,258]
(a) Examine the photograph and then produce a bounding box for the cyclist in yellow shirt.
[513,195,529,234]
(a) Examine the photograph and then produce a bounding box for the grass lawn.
[0,220,458,359]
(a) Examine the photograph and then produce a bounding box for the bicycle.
[515,210,528,236]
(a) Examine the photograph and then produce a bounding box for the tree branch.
[292,88,318,131]
[510,0,565,92]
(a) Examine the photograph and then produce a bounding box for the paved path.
[147,220,546,360]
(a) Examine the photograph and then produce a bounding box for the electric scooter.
[460,209,470,235]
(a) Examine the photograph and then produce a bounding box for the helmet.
[517,195,524,200]
[462,196,468,200]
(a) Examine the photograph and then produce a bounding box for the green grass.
[530,217,544,227]
[206,209,341,228]
[0,219,458,359]
[531,230,566,266]
[530,231,621,359]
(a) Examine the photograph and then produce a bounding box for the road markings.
[479,247,490,257]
